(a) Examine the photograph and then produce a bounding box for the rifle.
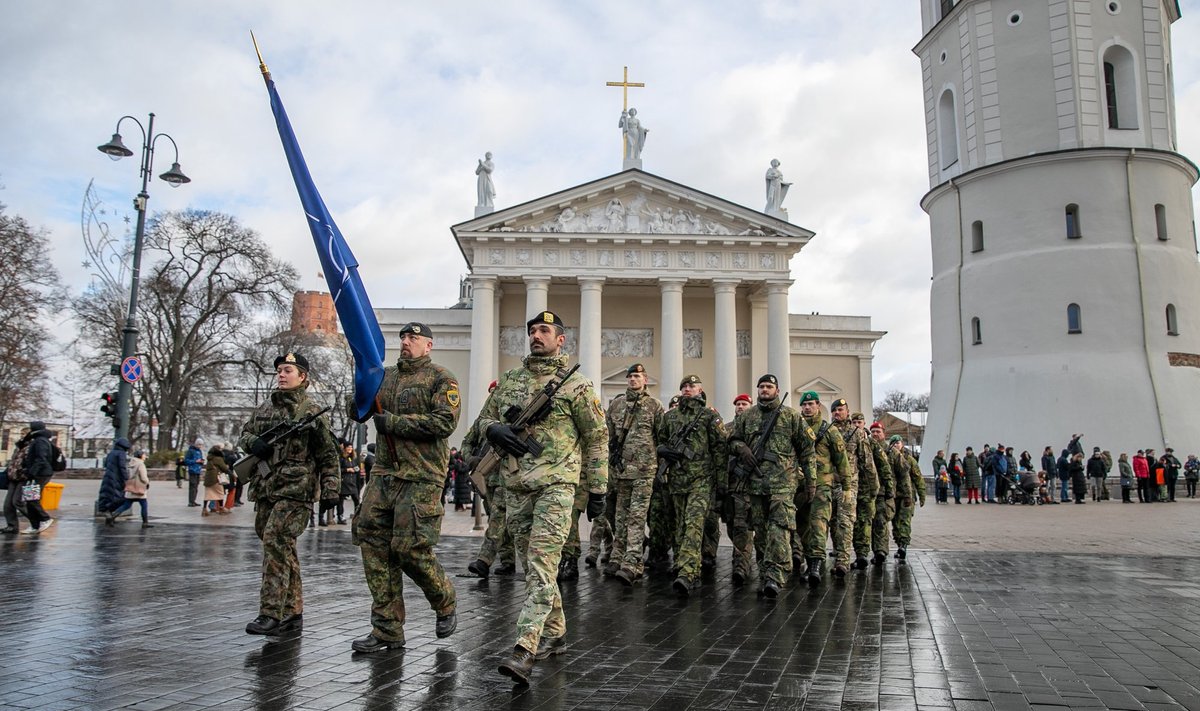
[232,406,332,481]
[608,394,641,476]
[654,408,705,487]
[728,393,789,495]
[469,364,581,498]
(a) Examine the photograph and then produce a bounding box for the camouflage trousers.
[254,498,311,619]
[671,478,712,581]
[794,481,833,561]
[852,494,876,559]
[711,492,754,577]
[563,484,589,560]
[353,477,456,643]
[872,496,895,555]
[506,482,574,653]
[476,479,515,567]
[892,500,915,548]
[587,489,617,561]
[610,478,653,575]
[647,478,675,560]
[828,482,858,568]
[748,492,794,586]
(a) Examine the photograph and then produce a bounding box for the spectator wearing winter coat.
[336,441,361,525]
[1132,450,1150,502]
[1056,450,1071,502]
[989,444,1009,503]
[948,452,963,504]
[1163,448,1182,502]
[184,439,205,507]
[1040,447,1056,481]
[99,437,131,519]
[1147,450,1167,502]
[19,422,57,533]
[221,443,240,509]
[202,444,230,516]
[450,448,471,512]
[1069,452,1087,503]
[1118,453,1134,503]
[1086,448,1108,502]
[105,448,152,528]
[962,447,981,504]
[1184,455,1199,499]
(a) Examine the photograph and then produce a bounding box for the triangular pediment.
[796,377,842,398]
[452,169,814,270]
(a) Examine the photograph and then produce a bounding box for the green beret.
[888,435,903,444]
[799,391,819,404]
[526,311,565,331]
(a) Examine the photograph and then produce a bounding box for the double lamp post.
[96,113,190,441]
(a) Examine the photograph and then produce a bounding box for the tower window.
[971,220,984,252]
[938,89,959,170]
[1065,204,1082,239]
[1067,303,1082,334]
[1167,304,1178,336]
[971,317,982,345]
[939,0,955,21]
[1155,204,1168,241]
[1102,46,1138,130]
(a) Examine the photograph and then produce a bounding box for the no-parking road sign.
[121,356,143,384]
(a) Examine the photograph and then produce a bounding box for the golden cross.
[606,66,645,159]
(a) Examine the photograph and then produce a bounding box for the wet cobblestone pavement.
[3,519,1200,710]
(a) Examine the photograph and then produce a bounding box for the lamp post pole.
[98,113,190,443]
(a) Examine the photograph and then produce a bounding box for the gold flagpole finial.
[250,30,271,83]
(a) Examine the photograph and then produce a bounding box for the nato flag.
[265,77,385,421]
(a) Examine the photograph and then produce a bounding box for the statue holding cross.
[606,66,647,167]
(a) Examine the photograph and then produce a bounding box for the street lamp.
[97,113,191,442]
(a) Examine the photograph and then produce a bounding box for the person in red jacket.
[1132,450,1150,503]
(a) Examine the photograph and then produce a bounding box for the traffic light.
[101,392,117,419]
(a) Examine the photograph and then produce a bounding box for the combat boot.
[762,579,780,599]
[805,558,822,588]
[498,644,535,684]
[494,561,517,576]
[614,568,636,587]
[602,561,619,577]
[274,614,303,635]
[557,556,579,582]
[534,635,567,660]
[672,576,694,597]
[871,551,886,566]
[895,546,907,562]
[853,556,869,570]
[467,559,490,578]
[731,570,746,587]
[584,552,598,568]
[436,611,457,638]
[351,633,405,654]
[833,564,848,579]
[245,615,280,635]
[792,554,805,573]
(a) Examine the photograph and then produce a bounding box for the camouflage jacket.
[889,446,914,500]
[835,419,877,497]
[801,411,849,488]
[654,396,727,490]
[239,384,339,503]
[907,451,926,505]
[726,399,811,496]
[606,388,663,480]
[869,436,895,498]
[477,354,608,495]
[372,355,461,485]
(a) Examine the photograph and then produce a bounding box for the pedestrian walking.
[3,427,33,534]
[184,438,205,507]
[99,437,131,520]
[203,444,231,516]
[105,448,153,528]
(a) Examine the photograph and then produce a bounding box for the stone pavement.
[2,482,1199,710]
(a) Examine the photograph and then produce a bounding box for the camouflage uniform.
[727,399,812,587]
[563,484,590,561]
[463,418,515,569]
[605,388,663,577]
[892,449,925,548]
[889,445,916,549]
[833,419,875,568]
[239,383,339,621]
[867,436,894,559]
[646,476,675,564]
[478,354,607,654]
[654,396,726,584]
[352,355,460,643]
[794,410,849,563]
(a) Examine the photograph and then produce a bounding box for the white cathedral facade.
[916,0,1200,461]
[376,168,885,447]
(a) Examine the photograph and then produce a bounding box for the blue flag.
[264,77,386,421]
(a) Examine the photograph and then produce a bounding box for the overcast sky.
[2,1,1198,407]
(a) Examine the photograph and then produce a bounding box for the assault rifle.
[469,363,581,498]
[654,410,705,487]
[729,393,788,494]
[232,406,332,481]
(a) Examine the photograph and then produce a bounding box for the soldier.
[240,352,340,637]
[466,380,518,579]
[603,363,664,585]
[645,394,681,570]
[827,402,873,577]
[350,322,461,654]
[727,374,811,596]
[733,393,752,415]
[485,311,608,685]
[849,413,880,570]
[888,435,924,561]
[793,391,849,588]
[868,421,896,566]
[655,374,726,597]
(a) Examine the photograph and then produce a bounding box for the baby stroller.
[1002,470,1039,505]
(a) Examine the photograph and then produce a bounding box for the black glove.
[732,441,757,468]
[372,412,390,434]
[486,424,530,457]
[586,491,606,521]
[248,436,273,459]
[656,445,682,463]
[716,484,728,498]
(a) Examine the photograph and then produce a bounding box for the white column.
[578,277,604,383]
[468,275,497,422]
[766,280,793,399]
[524,276,550,321]
[713,279,739,420]
[659,278,686,403]
[858,353,874,417]
[750,288,768,382]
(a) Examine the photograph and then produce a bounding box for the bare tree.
[0,203,64,426]
[872,389,930,422]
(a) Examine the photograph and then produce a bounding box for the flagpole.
[250,31,271,83]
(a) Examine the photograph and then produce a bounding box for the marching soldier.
[603,363,664,585]
[793,391,849,588]
[655,374,726,597]
[733,393,752,415]
[888,435,923,561]
[350,323,461,654]
[483,311,608,685]
[240,352,340,637]
[466,380,518,579]
[827,401,872,577]
[868,421,896,566]
[849,412,881,570]
[645,394,681,569]
[726,374,811,596]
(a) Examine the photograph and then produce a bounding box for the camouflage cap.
[757,374,778,386]
[799,390,820,403]
[679,374,702,389]
[526,310,566,331]
[399,322,434,339]
[626,363,647,376]
[851,412,865,420]
[273,352,310,372]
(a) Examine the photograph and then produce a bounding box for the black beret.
[273,352,310,372]
[399,322,434,339]
[626,363,646,376]
[526,311,565,331]
[831,398,849,410]
[757,374,778,387]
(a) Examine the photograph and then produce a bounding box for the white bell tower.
[914,0,1200,460]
